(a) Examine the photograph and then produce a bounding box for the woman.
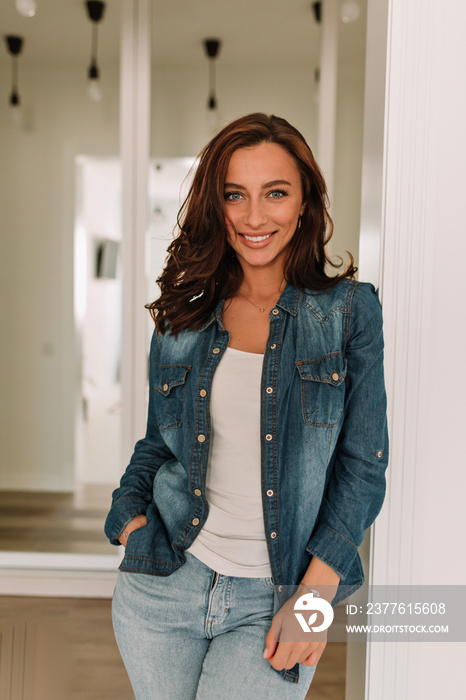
[105,113,388,699]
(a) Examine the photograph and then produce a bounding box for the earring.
[297,215,302,230]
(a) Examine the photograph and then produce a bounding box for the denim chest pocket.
[154,364,191,431]
[296,353,347,427]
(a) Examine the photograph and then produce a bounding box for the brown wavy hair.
[147,112,356,334]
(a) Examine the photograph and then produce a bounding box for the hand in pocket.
[118,514,147,547]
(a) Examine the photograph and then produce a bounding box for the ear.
[299,202,306,217]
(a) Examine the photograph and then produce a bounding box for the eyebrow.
[224,179,293,189]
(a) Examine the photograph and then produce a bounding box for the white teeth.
[243,233,272,242]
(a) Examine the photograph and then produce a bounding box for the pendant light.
[340,0,361,24]
[312,1,361,25]
[85,1,106,102]
[15,0,37,17]
[4,35,24,124]
[203,39,221,111]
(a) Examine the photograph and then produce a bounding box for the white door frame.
[120,0,152,465]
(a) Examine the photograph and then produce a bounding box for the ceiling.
[1,0,367,68]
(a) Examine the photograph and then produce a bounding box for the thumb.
[263,621,279,659]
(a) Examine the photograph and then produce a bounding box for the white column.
[346,2,390,697]
[366,0,466,698]
[358,0,390,287]
[318,0,339,205]
[120,0,151,466]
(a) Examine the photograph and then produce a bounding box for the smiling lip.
[238,232,276,248]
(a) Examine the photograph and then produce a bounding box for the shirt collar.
[276,282,300,316]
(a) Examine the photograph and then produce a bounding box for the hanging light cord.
[12,55,19,94]
[91,22,99,67]
[209,59,216,102]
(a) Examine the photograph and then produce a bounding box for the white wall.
[0,64,120,490]
[150,64,318,159]
[0,56,365,491]
[333,63,366,271]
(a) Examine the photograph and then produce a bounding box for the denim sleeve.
[305,282,389,580]
[104,328,174,545]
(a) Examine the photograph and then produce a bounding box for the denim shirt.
[104,278,388,685]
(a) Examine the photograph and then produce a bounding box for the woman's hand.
[118,514,147,546]
[264,632,327,670]
[263,556,339,670]
[263,589,328,670]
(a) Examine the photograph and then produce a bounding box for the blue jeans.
[112,551,317,699]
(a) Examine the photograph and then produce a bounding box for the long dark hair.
[147,112,356,334]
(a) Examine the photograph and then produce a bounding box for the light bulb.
[87,63,102,102]
[88,77,102,102]
[9,103,23,125]
[340,0,361,24]
[15,0,37,18]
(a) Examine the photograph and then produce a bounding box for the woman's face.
[223,142,304,274]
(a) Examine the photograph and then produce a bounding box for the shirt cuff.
[305,521,360,581]
[104,497,148,545]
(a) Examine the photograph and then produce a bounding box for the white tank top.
[186,346,273,577]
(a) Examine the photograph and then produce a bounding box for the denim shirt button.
[331,372,339,382]
[200,389,207,397]
[266,387,273,394]
[278,585,283,592]
[270,531,277,538]
[266,489,274,496]
[265,434,273,441]
[272,309,279,316]
[163,383,169,391]
[212,348,220,354]
[194,489,202,496]
[197,434,206,442]
[192,518,200,526]
[270,343,277,349]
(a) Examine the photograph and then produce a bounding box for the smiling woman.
[105,113,388,699]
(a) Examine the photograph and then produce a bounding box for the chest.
[156,303,349,438]
[221,298,272,354]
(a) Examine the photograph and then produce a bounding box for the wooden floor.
[0,485,114,554]
[0,486,346,697]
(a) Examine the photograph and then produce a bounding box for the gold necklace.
[237,282,285,313]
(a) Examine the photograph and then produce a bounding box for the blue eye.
[224,191,242,201]
[268,189,288,198]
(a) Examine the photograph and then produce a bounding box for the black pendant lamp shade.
[312,1,322,23]
[86,0,105,22]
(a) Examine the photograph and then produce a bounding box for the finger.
[301,643,326,667]
[263,623,278,659]
[301,651,320,667]
[267,642,301,670]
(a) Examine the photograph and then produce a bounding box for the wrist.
[301,556,341,586]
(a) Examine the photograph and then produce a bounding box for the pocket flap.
[155,364,191,395]
[296,354,347,386]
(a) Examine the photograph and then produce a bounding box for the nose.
[243,198,268,229]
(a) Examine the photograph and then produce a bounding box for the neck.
[238,265,286,301]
